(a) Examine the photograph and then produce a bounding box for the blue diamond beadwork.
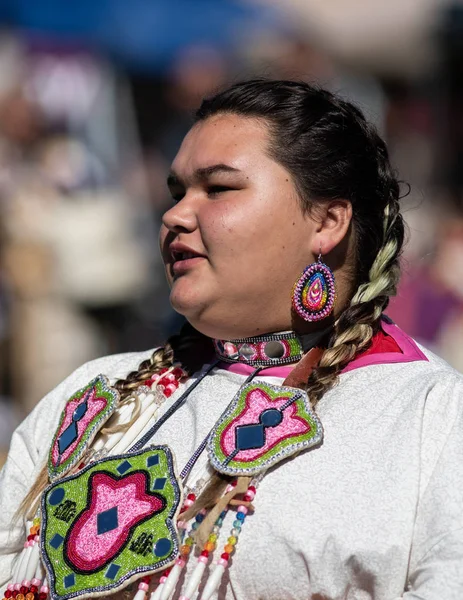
[116,460,132,474]
[97,506,119,535]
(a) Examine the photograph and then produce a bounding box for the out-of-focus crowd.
[1,0,463,464]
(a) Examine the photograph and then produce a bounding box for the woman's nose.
[162,196,198,234]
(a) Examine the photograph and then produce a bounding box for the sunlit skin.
[160,113,353,341]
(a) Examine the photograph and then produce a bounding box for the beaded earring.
[292,253,336,322]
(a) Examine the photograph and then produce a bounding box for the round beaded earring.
[291,253,336,322]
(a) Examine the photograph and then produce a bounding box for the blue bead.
[48,487,65,506]
[154,537,172,558]
[233,520,242,529]
[220,510,227,519]
[192,522,199,530]
[215,518,223,527]
[236,512,245,521]
[195,513,204,523]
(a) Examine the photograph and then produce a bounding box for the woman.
[1,79,462,600]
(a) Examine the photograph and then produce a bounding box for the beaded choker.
[213,328,331,367]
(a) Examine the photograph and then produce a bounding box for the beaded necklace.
[3,330,326,600]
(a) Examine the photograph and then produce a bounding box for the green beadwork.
[41,445,182,600]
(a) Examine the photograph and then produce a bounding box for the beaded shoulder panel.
[207,381,323,476]
[48,375,120,481]
[40,445,182,600]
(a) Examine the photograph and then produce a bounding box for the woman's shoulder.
[40,348,155,410]
[8,349,156,471]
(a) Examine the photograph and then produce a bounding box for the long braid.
[308,169,405,407]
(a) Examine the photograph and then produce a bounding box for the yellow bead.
[16,594,25,600]
[180,544,191,556]
[26,593,35,600]
[224,544,234,554]
[205,542,215,552]
[208,533,218,543]
[185,537,194,546]
[33,517,40,526]
[227,536,237,545]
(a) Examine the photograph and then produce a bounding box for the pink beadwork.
[292,259,336,322]
[65,471,164,572]
[220,387,310,462]
[51,388,108,468]
[145,366,187,398]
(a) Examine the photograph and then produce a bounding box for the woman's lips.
[172,256,206,275]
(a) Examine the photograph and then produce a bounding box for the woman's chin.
[169,284,205,319]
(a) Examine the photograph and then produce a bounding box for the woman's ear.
[310,199,353,256]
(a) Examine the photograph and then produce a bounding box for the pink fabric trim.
[341,319,428,374]
[218,320,427,379]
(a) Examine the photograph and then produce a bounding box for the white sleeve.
[402,371,463,598]
[0,350,150,586]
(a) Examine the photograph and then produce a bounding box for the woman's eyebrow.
[167,164,241,188]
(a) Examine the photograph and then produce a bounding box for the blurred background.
[0,0,463,465]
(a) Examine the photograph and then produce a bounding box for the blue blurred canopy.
[0,0,280,71]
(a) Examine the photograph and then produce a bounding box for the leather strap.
[282,346,324,389]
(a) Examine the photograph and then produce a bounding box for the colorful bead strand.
[199,484,256,600]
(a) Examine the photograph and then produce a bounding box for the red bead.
[5,591,12,598]
[38,594,47,600]
[248,486,256,494]
[159,368,168,375]
[163,387,173,398]
[187,493,196,501]
[221,552,230,560]
[200,550,209,557]
[29,589,37,594]
[164,568,171,577]
[243,494,252,502]
[20,588,27,594]
[141,576,150,584]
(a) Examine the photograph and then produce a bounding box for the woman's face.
[159,113,321,340]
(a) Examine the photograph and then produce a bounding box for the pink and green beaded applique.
[40,445,182,600]
[207,381,323,476]
[48,375,120,481]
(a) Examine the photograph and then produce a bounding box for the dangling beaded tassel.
[133,576,151,600]
[2,519,44,600]
[149,569,170,600]
[148,491,197,600]
[179,479,236,600]
[158,500,208,600]
[199,484,256,600]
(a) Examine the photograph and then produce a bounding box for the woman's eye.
[207,185,233,197]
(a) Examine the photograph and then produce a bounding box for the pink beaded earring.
[291,252,336,322]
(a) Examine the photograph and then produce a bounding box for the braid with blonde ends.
[197,79,406,408]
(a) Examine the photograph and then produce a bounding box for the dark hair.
[196,79,403,294]
[195,79,406,402]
